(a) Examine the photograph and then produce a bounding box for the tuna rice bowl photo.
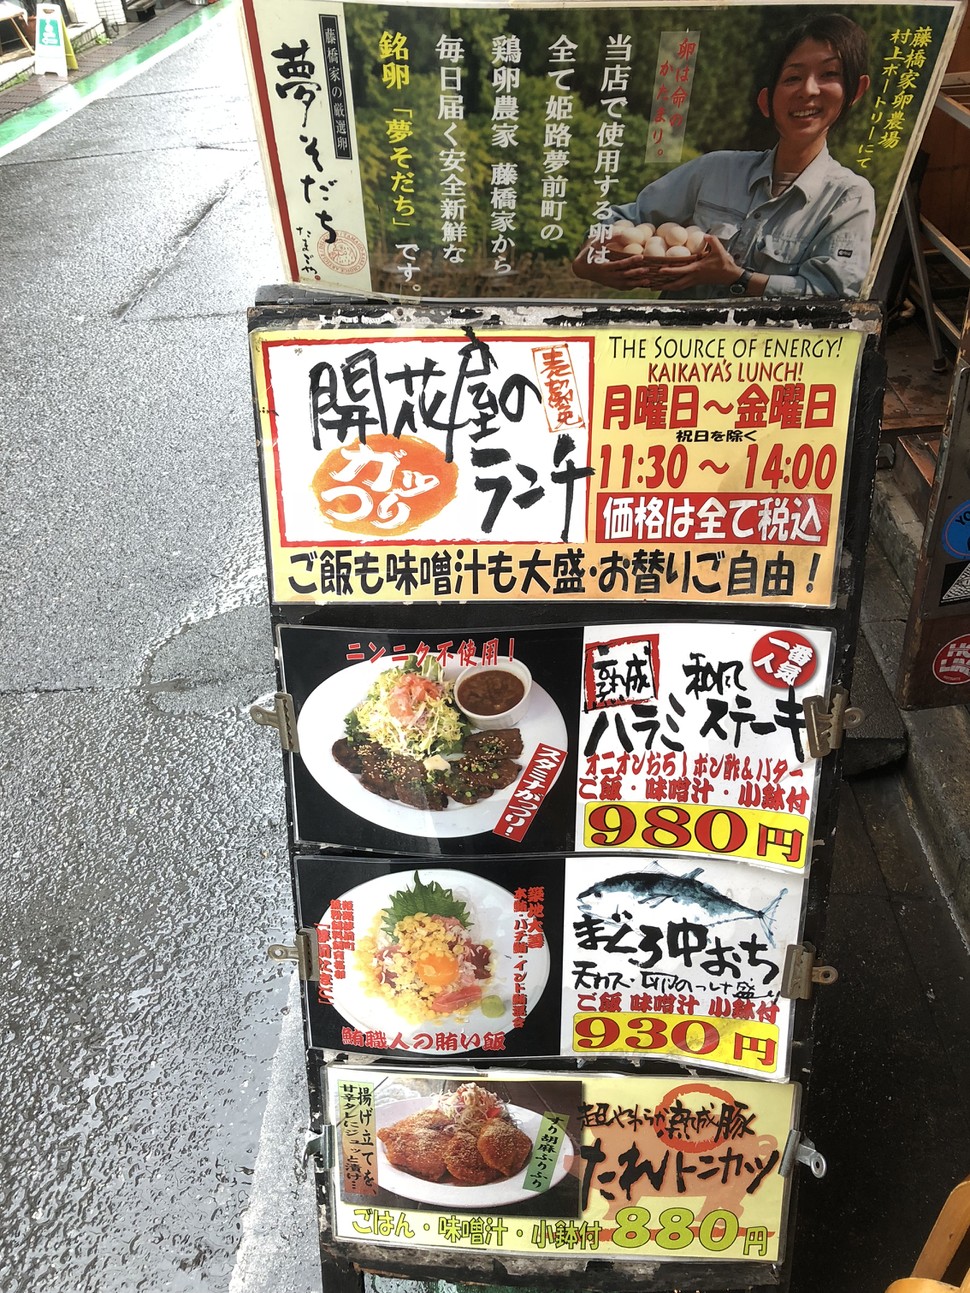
[325,869,551,1050]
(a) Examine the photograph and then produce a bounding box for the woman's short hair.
[766,13,869,123]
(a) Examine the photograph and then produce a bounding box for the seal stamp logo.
[933,633,970,686]
[318,230,368,275]
[750,629,818,690]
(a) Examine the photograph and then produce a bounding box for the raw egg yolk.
[415,953,460,987]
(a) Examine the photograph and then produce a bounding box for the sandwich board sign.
[249,295,882,1291]
[34,3,74,78]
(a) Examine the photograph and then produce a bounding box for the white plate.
[374,1096,574,1207]
[296,657,568,838]
[328,869,550,1049]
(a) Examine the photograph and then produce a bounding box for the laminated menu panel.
[308,1061,802,1291]
[293,853,805,1080]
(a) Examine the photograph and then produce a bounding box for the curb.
[0,0,234,157]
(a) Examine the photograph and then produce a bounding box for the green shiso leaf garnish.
[382,871,471,938]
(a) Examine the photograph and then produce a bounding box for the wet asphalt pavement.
[2,8,970,1292]
[0,11,319,1291]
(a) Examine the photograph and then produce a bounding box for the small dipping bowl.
[454,658,532,730]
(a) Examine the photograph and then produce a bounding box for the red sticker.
[751,630,818,690]
[933,634,970,686]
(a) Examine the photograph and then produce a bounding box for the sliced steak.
[332,737,364,774]
[445,775,495,805]
[396,778,449,812]
[464,728,523,760]
[357,746,449,810]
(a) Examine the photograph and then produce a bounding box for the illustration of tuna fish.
[577,867,788,944]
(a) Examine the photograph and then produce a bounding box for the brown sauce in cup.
[457,669,525,716]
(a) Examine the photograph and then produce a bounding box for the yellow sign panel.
[331,1067,799,1262]
[571,1012,781,1073]
[252,324,863,608]
[581,801,810,869]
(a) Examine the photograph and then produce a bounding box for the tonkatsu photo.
[365,1078,581,1212]
[378,1083,533,1186]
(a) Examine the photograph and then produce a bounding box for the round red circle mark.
[751,630,818,690]
[933,634,970,686]
[318,230,368,275]
[311,433,458,538]
[654,1082,741,1155]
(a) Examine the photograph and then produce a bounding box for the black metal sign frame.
[249,293,883,1293]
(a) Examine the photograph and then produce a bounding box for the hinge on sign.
[780,1130,827,1179]
[304,1125,335,1167]
[802,686,864,758]
[267,929,319,981]
[781,942,839,1000]
[249,692,299,753]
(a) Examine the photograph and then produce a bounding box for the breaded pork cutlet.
[387,1108,452,1134]
[377,1125,450,1181]
[478,1118,533,1176]
[444,1132,503,1185]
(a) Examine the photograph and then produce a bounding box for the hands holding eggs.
[572,216,746,295]
[606,220,709,260]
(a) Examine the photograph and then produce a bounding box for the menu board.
[252,321,865,608]
[279,620,832,863]
[248,299,881,1282]
[327,1065,800,1263]
[295,855,803,1078]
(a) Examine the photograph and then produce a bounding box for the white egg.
[665,244,693,259]
[619,241,645,256]
[632,222,656,239]
[684,227,707,253]
[642,236,668,258]
[657,221,689,246]
[611,219,636,231]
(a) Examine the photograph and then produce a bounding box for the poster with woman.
[240,0,964,301]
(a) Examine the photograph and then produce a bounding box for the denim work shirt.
[611,146,876,299]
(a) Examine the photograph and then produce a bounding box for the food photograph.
[279,625,583,856]
[322,654,538,819]
[294,857,564,1060]
[351,1076,583,1217]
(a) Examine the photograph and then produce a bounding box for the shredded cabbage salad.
[436,1083,505,1120]
[346,657,467,760]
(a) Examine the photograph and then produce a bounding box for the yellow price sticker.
[582,800,809,868]
[572,1012,780,1073]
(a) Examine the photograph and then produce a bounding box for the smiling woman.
[572,12,875,301]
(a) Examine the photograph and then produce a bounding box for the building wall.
[920,9,970,245]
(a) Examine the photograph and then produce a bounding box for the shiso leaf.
[382,871,471,937]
